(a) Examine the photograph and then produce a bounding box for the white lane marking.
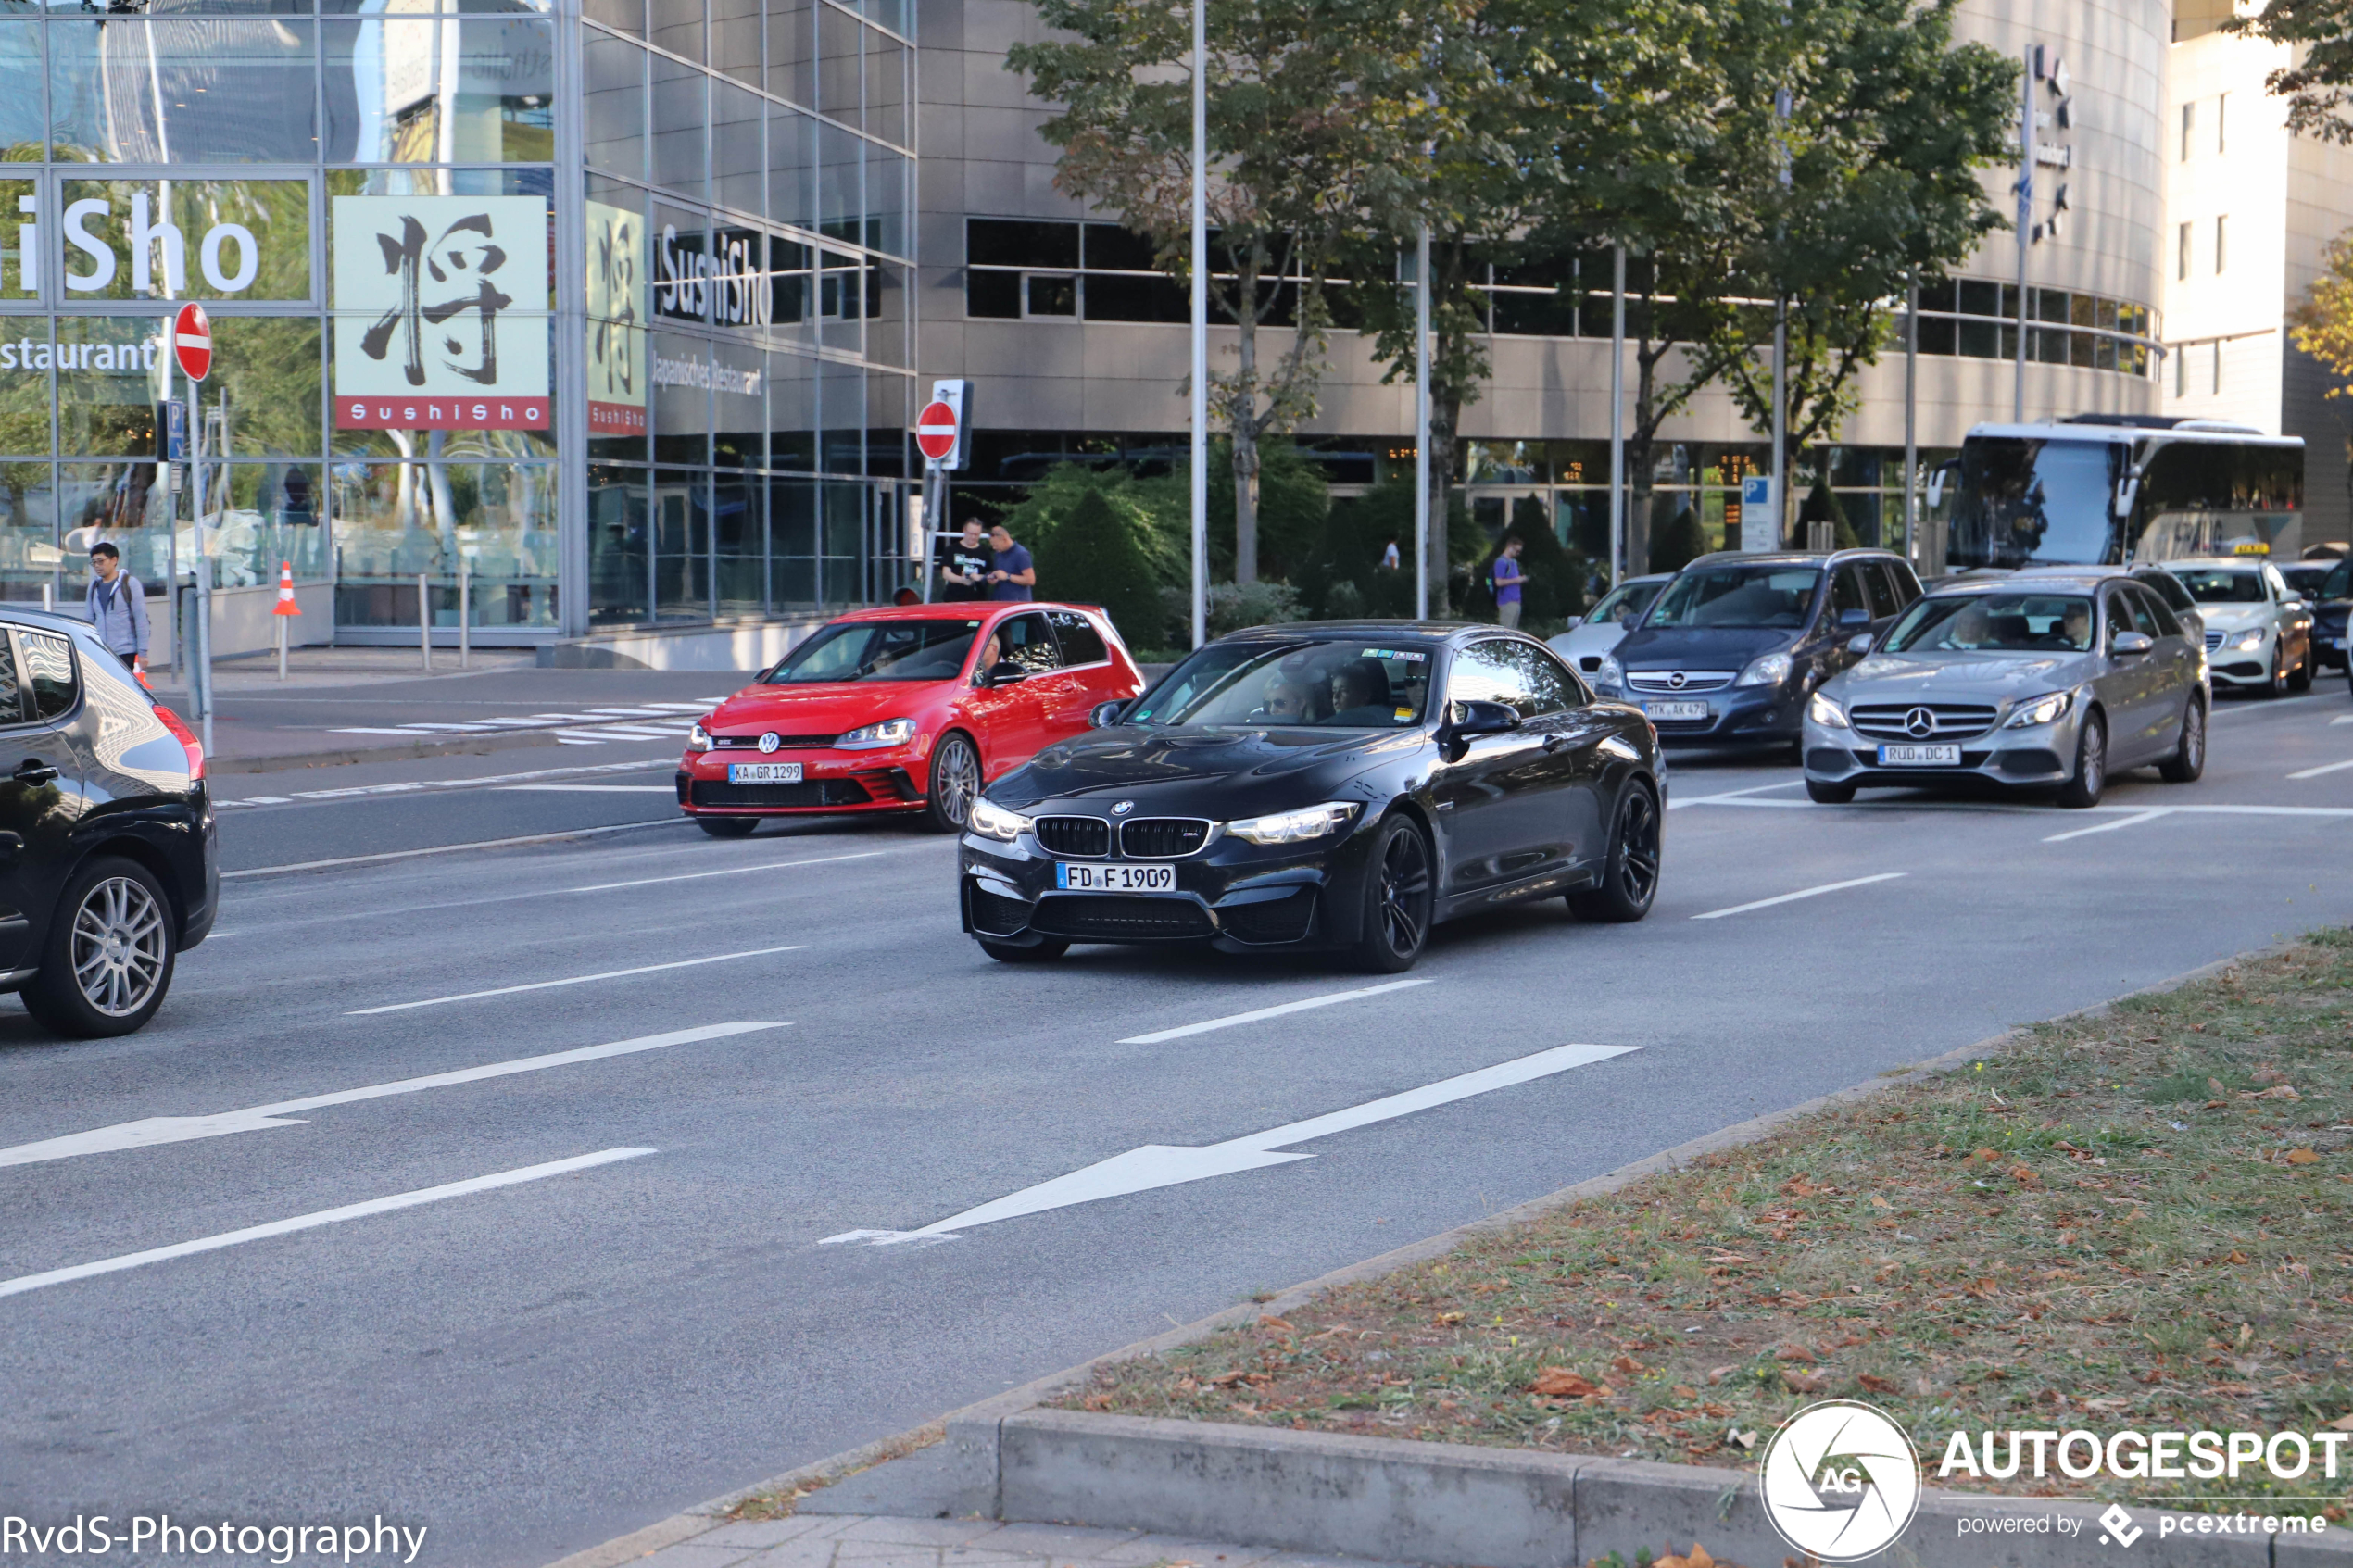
[0,1023,780,1171]
[499,784,679,794]
[1691,872,1906,921]
[2087,802,2353,818]
[824,1042,1637,1246]
[2045,809,2171,843]
[1116,978,1436,1046]
[0,1149,654,1299]
[584,726,687,740]
[1665,781,1806,810]
[223,819,691,878]
[2287,758,2353,780]
[346,946,807,1014]
[2333,713,2353,727]
[215,758,679,811]
[565,849,887,893]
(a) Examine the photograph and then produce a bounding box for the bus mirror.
[2113,473,2140,519]
[1924,462,1956,508]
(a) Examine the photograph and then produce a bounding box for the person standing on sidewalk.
[1491,535,1528,630]
[86,542,149,677]
[986,523,1036,601]
[939,520,993,602]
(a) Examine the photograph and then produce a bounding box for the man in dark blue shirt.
[987,524,1036,601]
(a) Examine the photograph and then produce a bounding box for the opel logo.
[1667,671,1689,690]
[1112,800,1136,815]
[759,732,780,753]
[1903,708,1935,739]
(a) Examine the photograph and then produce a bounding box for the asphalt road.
[4,684,2351,1566]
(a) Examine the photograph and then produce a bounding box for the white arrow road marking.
[0,1022,783,1171]
[1116,977,1434,1045]
[821,1041,1637,1247]
[0,1148,655,1299]
[1691,872,1906,921]
[346,946,807,1014]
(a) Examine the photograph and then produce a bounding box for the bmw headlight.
[1806,692,1849,729]
[1736,651,1793,687]
[1225,801,1362,846]
[688,721,712,752]
[836,717,918,750]
[2230,627,2267,651]
[967,797,1032,842]
[1594,653,1624,690]
[2005,690,2074,728]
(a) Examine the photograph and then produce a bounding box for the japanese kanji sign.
[331,194,549,430]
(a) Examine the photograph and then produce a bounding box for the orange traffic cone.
[272,560,301,617]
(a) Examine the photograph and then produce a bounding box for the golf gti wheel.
[23,858,176,1038]
[925,733,982,833]
[698,817,758,838]
[1569,783,1661,922]
[1354,815,1433,973]
[2057,711,2107,809]
[2158,697,2206,784]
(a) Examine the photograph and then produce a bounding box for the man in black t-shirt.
[939,521,993,601]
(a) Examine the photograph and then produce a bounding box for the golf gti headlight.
[1806,692,1849,729]
[967,797,1032,842]
[1736,651,1793,687]
[688,721,712,752]
[2230,626,2267,651]
[836,717,917,750]
[2005,690,2074,728]
[1226,801,1362,846]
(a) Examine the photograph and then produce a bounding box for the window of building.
[2218,93,2228,154]
[2215,215,2228,273]
[2175,343,2186,397]
[2181,101,2195,162]
[2178,221,2192,281]
[2214,340,2223,394]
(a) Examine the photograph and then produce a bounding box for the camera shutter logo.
[759,733,780,754]
[1758,1399,1921,1562]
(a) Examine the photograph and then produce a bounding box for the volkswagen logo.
[759,732,781,754]
[1112,800,1136,815]
[1903,708,1935,739]
[1667,671,1689,690]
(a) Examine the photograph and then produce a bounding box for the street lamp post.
[2014,44,2033,422]
[1607,245,1625,588]
[1189,0,1208,649]
[1414,225,1430,620]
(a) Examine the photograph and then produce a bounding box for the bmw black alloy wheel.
[1357,818,1433,972]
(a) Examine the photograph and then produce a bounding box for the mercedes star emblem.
[759,732,781,753]
[1904,708,1936,739]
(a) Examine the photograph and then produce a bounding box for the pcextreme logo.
[1759,1399,1923,1562]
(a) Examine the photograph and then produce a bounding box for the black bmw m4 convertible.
[958,621,1666,972]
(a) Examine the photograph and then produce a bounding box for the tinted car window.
[2129,583,2182,639]
[763,618,981,683]
[2108,588,2158,639]
[990,613,1062,674]
[1885,558,1924,603]
[2170,568,2267,604]
[1647,564,1821,629]
[18,631,76,722]
[1887,594,2095,652]
[2323,560,2350,599]
[1133,640,1430,728]
[2135,569,2198,615]
[1830,565,1869,620]
[1861,562,1901,619]
[0,633,21,724]
[1447,639,1570,721]
[1046,608,1108,667]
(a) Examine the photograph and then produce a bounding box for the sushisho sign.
[585,199,648,437]
[331,194,549,430]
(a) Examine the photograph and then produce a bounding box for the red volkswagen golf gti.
[677,602,1146,835]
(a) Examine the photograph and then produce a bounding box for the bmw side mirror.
[1446,698,1523,738]
[1838,608,1870,629]
[1088,699,1125,728]
[1845,633,1873,657]
[983,660,1026,687]
[2111,631,2155,658]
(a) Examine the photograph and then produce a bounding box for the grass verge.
[1060,929,2353,1522]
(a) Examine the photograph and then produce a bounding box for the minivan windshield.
[1886,593,2095,653]
[1127,639,1432,728]
[763,618,982,683]
[1645,564,1821,630]
[2167,569,2268,604]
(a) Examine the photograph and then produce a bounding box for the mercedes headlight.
[967,797,1032,842]
[1806,692,1849,729]
[687,721,712,752]
[2005,690,2074,728]
[1736,651,1793,687]
[2229,627,2267,651]
[1225,801,1362,846]
[836,717,918,750]
[1594,653,1625,690]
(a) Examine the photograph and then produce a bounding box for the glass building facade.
[0,0,915,651]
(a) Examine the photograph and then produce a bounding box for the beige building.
[2163,0,2353,549]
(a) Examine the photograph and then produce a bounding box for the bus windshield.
[1945,437,2123,569]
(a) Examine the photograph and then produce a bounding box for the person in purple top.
[987,523,1036,601]
[1491,535,1527,629]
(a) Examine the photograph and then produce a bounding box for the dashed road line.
[1692,872,1906,921]
[1116,978,1436,1046]
[344,944,809,1014]
[2045,809,2171,843]
[214,758,679,810]
[2287,758,2353,780]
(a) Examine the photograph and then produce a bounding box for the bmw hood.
[705,683,937,735]
[1824,650,2098,701]
[1612,626,1791,669]
[989,726,1409,815]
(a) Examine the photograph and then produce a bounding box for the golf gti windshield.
[1127,640,1434,728]
[762,619,982,683]
[1885,593,2096,653]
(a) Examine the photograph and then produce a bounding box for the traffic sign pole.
[913,390,965,604]
[175,304,216,758]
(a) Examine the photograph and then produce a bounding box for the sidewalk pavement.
[606,1513,1408,1568]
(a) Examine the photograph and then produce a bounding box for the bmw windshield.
[763,619,982,683]
[1127,640,1433,728]
[1645,564,1820,629]
[1885,593,2095,653]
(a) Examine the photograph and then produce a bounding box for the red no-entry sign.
[173,303,212,383]
[915,400,959,464]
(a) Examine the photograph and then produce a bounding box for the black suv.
[1592,548,1923,753]
[0,608,215,1036]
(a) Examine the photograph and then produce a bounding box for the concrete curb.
[543,942,2307,1567]
[207,728,562,774]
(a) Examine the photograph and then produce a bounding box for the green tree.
[996,462,1189,588]
[1647,504,1710,573]
[1008,0,1381,583]
[2226,0,2353,144]
[1036,488,1170,647]
[2288,230,2353,518]
[1797,475,1861,548]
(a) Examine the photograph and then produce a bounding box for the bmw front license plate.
[1876,744,1960,767]
[1056,862,1176,893]
[1641,700,1709,721]
[728,762,803,783]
